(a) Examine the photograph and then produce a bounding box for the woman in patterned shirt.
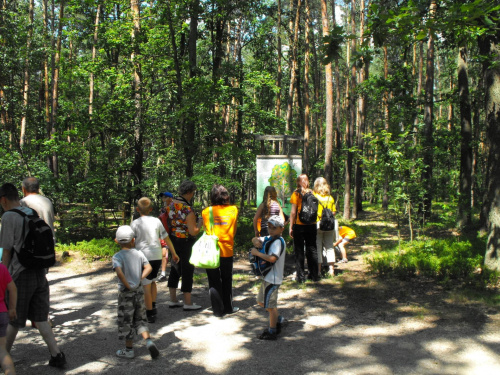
[166,180,204,310]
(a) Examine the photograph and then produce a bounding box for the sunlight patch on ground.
[423,339,458,355]
[302,314,342,329]
[66,361,110,374]
[174,317,251,372]
[481,332,500,344]
[345,318,435,337]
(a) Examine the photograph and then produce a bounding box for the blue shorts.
[0,312,9,337]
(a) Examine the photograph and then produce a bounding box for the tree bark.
[49,0,65,178]
[321,0,334,185]
[344,0,356,220]
[89,2,101,120]
[479,27,500,272]
[275,0,282,119]
[285,0,302,133]
[457,45,473,229]
[382,44,389,210]
[354,0,368,218]
[19,0,34,148]
[421,0,437,218]
[303,0,311,174]
[130,0,143,197]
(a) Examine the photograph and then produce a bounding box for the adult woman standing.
[253,186,285,237]
[313,177,336,276]
[289,174,319,282]
[202,184,239,316]
[166,180,203,310]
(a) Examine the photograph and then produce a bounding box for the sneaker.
[183,303,202,311]
[116,349,135,359]
[157,274,167,282]
[147,314,156,323]
[338,259,348,264]
[258,330,277,340]
[167,300,183,308]
[276,318,288,334]
[49,352,66,367]
[147,341,160,359]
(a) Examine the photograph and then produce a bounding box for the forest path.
[11,211,500,374]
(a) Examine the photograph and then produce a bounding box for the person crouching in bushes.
[112,225,159,359]
[333,226,356,263]
[250,215,287,340]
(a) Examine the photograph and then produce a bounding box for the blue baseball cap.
[159,192,173,198]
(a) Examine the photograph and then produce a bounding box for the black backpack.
[318,198,335,231]
[10,208,55,269]
[298,191,319,225]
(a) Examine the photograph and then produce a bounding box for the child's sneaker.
[167,300,183,308]
[48,352,66,367]
[116,349,134,359]
[147,341,160,359]
[276,318,288,334]
[157,274,167,282]
[258,330,277,340]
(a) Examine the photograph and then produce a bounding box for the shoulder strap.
[209,206,214,232]
[264,236,285,257]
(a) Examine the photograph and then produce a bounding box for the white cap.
[268,215,284,228]
[115,225,135,243]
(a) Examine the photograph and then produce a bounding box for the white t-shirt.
[21,194,56,241]
[130,216,168,261]
[259,236,286,285]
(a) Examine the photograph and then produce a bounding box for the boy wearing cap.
[250,215,287,340]
[112,225,159,359]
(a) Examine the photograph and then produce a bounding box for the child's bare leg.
[267,307,278,329]
[258,302,264,307]
[143,284,153,310]
[36,321,61,356]
[151,282,157,304]
[0,337,15,375]
[161,248,167,273]
[5,325,17,353]
[339,244,348,260]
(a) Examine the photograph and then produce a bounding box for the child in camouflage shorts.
[112,225,159,359]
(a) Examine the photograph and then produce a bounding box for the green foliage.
[57,238,117,260]
[366,236,498,288]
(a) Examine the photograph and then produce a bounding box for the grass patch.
[365,235,499,288]
[57,238,117,260]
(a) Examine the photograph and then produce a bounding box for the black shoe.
[209,287,224,317]
[276,318,288,334]
[224,307,240,315]
[49,352,66,368]
[146,310,156,323]
[258,330,277,340]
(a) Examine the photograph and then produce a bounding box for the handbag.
[189,207,220,269]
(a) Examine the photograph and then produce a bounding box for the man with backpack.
[0,183,66,368]
[20,177,55,242]
[289,174,320,283]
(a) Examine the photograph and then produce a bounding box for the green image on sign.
[268,162,298,211]
[256,156,301,216]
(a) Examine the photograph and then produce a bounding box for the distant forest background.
[1,1,499,269]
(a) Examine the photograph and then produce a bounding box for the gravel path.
[11,253,500,375]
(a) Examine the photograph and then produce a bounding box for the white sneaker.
[183,303,202,311]
[167,300,183,308]
[116,349,134,359]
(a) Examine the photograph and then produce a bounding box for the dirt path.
[11,220,500,374]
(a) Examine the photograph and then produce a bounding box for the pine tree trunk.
[130,0,143,197]
[421,0,437,218]
[275,0,282,119]
[479,27,500,272]
[321,0,334,186]
[457,45,473,229]
[89,2,101,120]
[285,0,302,133]
[20,0,34,148]
[304,0,311,174]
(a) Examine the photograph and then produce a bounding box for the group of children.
[112,195,358,357]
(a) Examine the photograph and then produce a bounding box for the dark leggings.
[167,236,196,293]
[293,223,319,281]
[206,257,234,313]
